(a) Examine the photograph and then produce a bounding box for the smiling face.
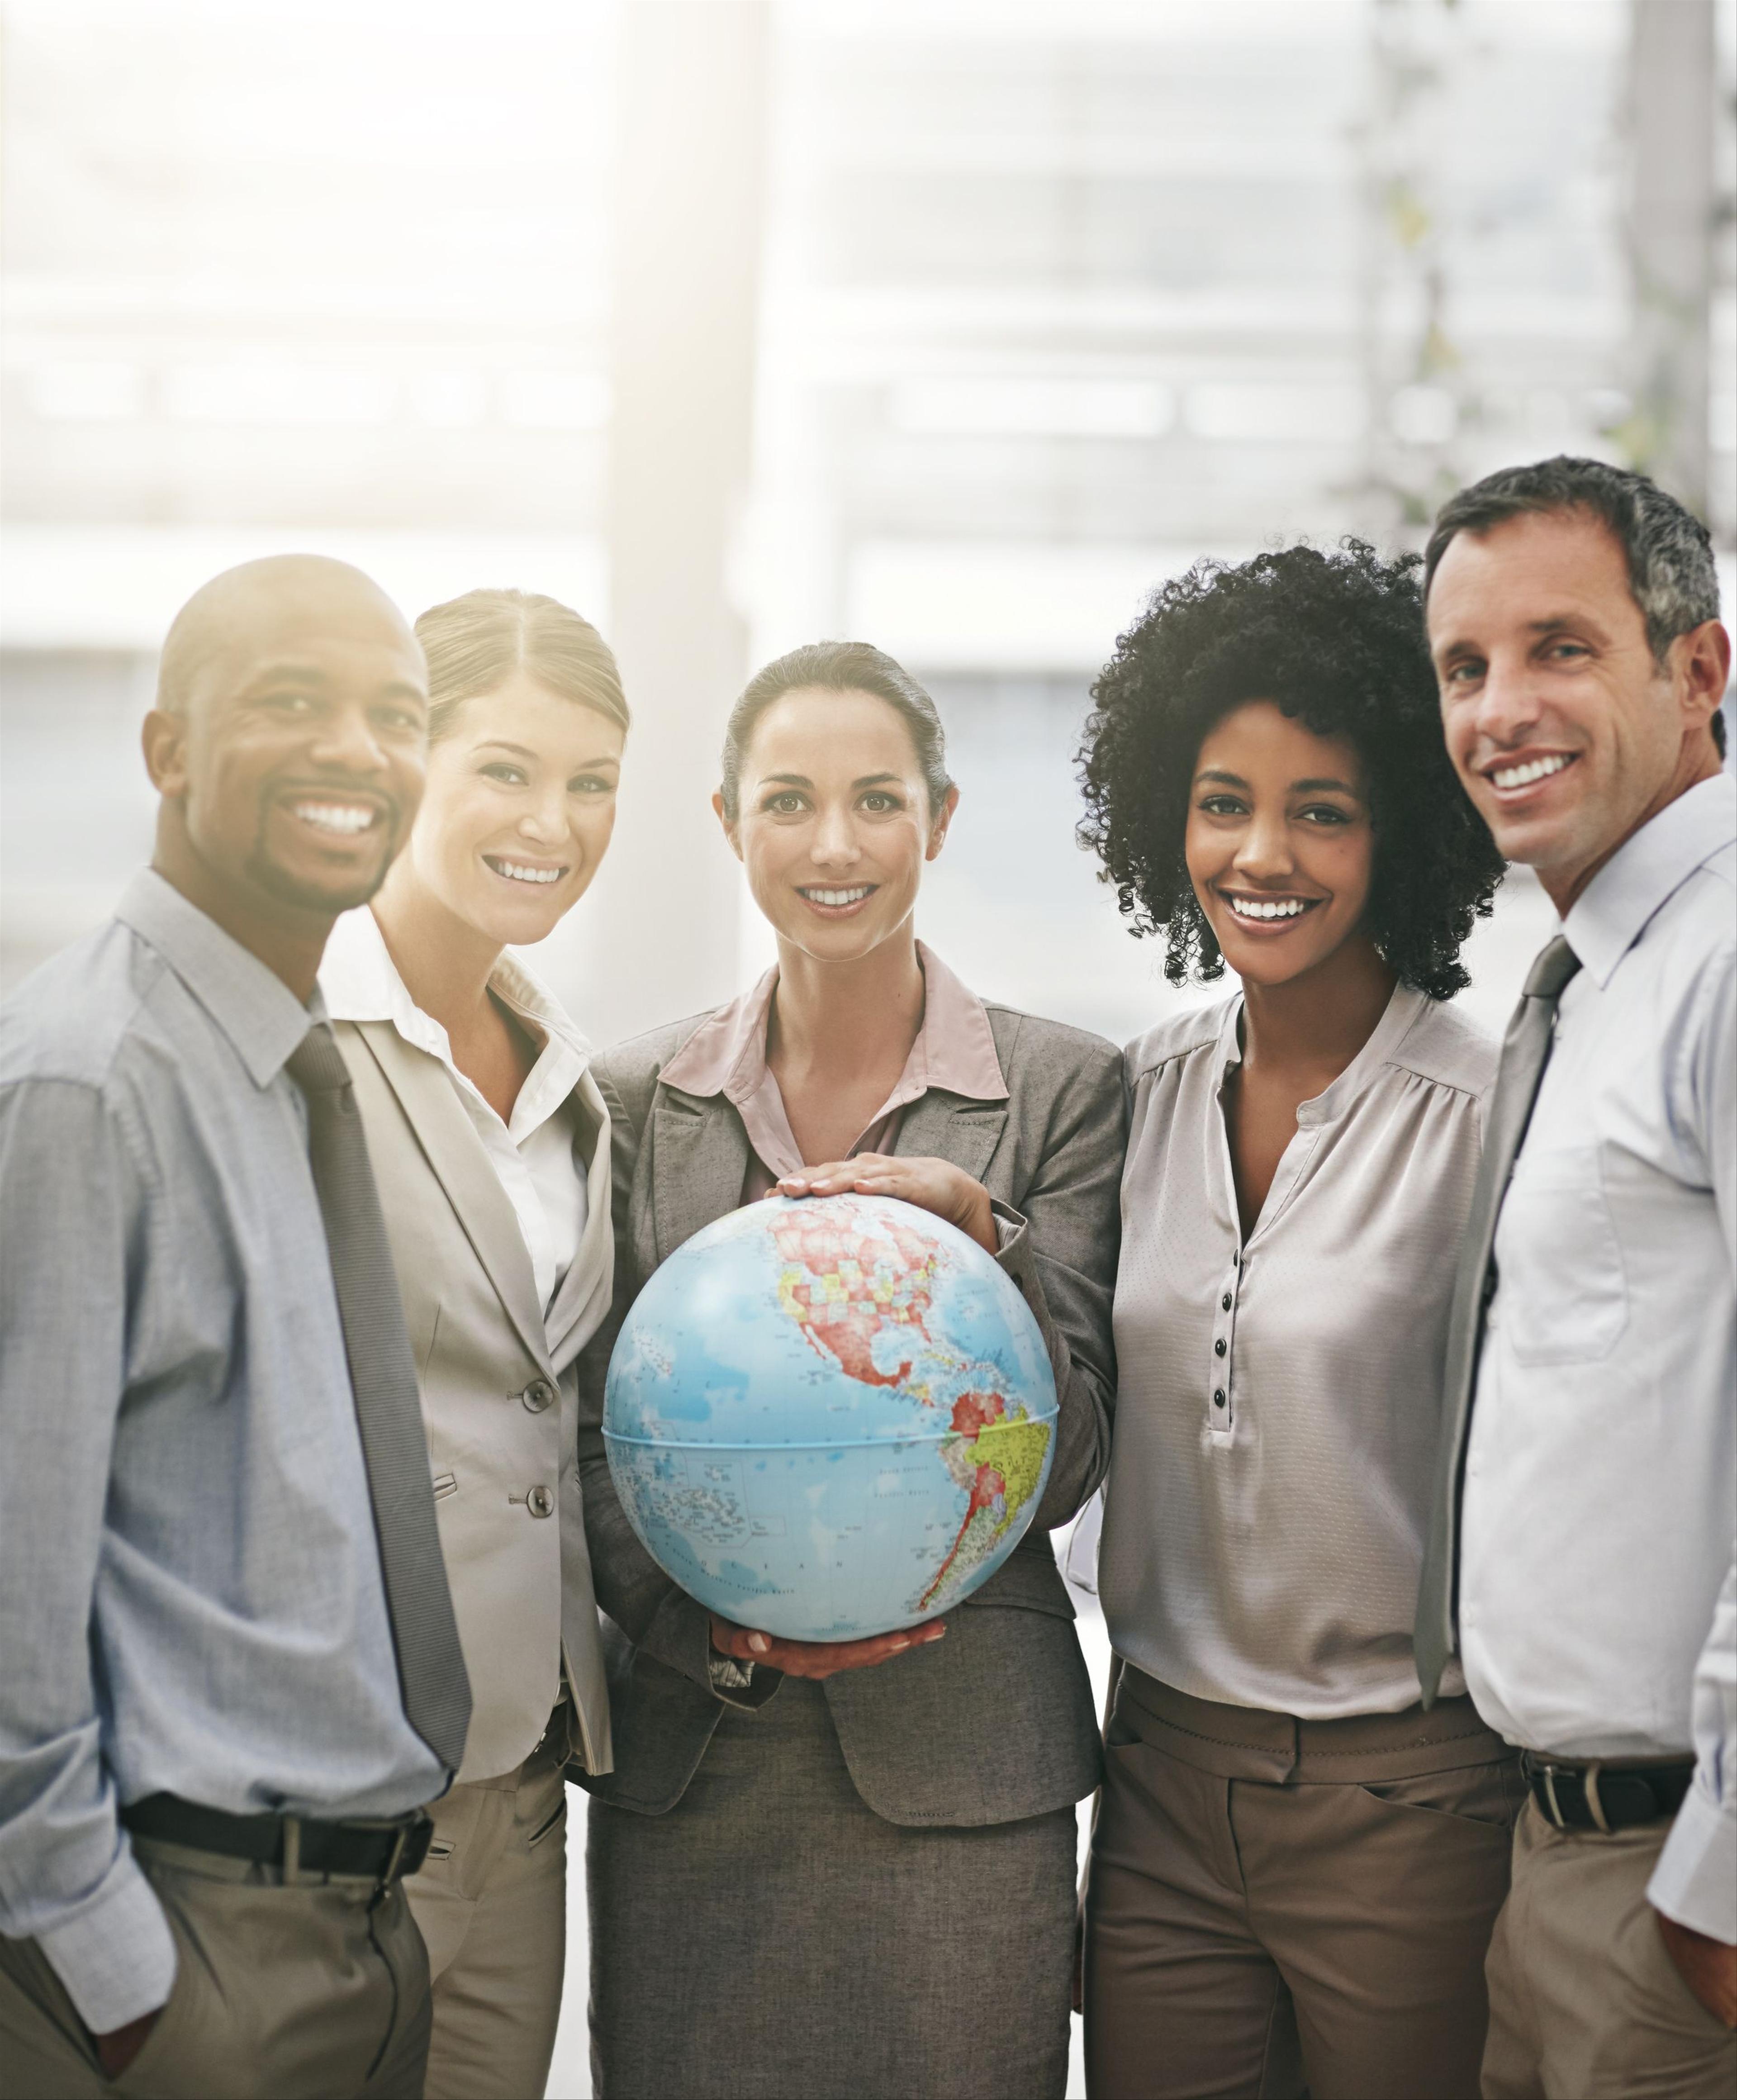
[1428,508,1719,904]
[397,670,625,946]
[1184,699,1378,989]
[720,686,955,964]
[150,567,430,922]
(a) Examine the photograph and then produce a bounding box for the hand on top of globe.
[708,1611,947,1680]
[769,1152,998,1256]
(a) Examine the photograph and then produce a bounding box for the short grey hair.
[1424,455,1720,666]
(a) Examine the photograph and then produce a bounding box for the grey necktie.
[1416,934,1583,1703]
[288,1024,472,1771]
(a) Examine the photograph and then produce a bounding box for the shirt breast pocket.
[1496,1145,1629,1366]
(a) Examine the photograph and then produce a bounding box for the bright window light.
[1183,382,1366,443]
[162,364,397,426]
[27,363,143,422]
[499,370,610,430]
[888,377,1174,438]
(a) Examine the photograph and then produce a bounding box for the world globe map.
[603,1193,1059,1641]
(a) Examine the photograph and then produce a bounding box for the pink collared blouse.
[659,941,1007,1202]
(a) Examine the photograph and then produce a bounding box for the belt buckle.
[1582,1761,1612,1834]
[1539,1763,1566,1828]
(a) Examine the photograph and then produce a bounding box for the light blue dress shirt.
[0,872,447,2034]
[1460,772,1736,1942]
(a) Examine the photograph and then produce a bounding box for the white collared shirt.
[1460,772,1736,1942]
[320,907,594,1321]
[1103,983,1496,1718]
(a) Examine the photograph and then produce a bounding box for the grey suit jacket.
[573,999,1125,1826]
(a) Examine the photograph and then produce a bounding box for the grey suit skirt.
[587,1677,1077,2100]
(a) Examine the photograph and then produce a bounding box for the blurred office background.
[4,0,1734,1047]
[2,5,1733,2090]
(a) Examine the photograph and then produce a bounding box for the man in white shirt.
[1418,455,1735,2098]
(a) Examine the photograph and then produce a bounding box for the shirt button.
[1221,1293,1232,1311]
[522,1379,555,1413]
[1213,1388,1226,1409]
[1214,1338,1227,1357]
[526,1485,555,1519]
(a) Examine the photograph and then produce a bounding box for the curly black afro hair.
[1077,539,1503,1001]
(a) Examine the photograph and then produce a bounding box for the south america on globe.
[603,1193,1058,1641]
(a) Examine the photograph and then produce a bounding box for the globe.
[603,1193,1059,1642]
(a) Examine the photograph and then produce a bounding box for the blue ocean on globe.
[602,1193,1058,1641]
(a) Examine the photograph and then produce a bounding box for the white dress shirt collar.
[319,905,593,1145]
[1564,771,1737,989]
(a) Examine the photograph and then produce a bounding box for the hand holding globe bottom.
[602,1177,1059,1675]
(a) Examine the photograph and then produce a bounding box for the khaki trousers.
[405,1735,568,2100]
[1482,1798,1737,2099]
[1084,1669,1520,2100]
[0,1836,430,2100]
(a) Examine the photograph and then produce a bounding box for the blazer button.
[522,1379,555,1413]
[526,1485,555,1519]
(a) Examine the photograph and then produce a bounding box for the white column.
[583,0,771,1046]
[1626,0,1715,518]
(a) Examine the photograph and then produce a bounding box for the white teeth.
[293,802,376,834]
[1228,895,1308,922]
[1491,754,1572,790]
[488,858,564,885]
[803,887,871,907]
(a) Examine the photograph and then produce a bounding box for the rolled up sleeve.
[0,1077,176,2032]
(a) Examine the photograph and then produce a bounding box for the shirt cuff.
[36,1846,178,2035]
[1647,1782,1737,1944]
[707,1649,757,1695]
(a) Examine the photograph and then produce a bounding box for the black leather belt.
[122,1794,433,1883]
[1521,1752,1694,1833]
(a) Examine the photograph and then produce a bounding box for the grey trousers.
[1083,1668,1520,2100]
[0,1835,430,2100]
[1482,1798,1737,2100]
[588,1674,1079,2100]
[406,1737,569,2100]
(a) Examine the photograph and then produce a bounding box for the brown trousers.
[1482,1799,1737,2099]
[406,1737,569,2100]
[0,1836,430,2100]
[1083,1668,1519,2100]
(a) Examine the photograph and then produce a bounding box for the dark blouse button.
[1221,1293,1232,1311]
[1213,1388,1226,1408]
[1214,1338,1227,1357]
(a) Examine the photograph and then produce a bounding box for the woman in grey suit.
[577,641,1125,2100]
[319,589,629,2100]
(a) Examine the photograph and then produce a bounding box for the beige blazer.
[335,1017,615,1783]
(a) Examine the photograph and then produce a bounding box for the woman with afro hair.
[1077,542,1521,2099]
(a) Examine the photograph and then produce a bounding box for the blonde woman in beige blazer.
[319,588,629,2100]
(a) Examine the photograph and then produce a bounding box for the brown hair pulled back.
[413,589,630,741]
[719,639,953,822]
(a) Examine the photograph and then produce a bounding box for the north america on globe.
[603,1193,1059,1640]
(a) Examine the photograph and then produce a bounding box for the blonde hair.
[414,589,629,741]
